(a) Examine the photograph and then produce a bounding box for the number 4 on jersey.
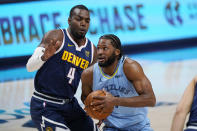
[67,67,76,84]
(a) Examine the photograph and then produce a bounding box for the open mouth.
[98,57,105,63]
[79,29,86,34]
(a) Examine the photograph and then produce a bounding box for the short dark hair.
[99,34,122,60]
[69,5,89,18]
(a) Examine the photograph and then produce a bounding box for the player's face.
[97,39,117,67]
[68,8,90,39]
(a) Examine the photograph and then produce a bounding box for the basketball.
[84,90,114,120]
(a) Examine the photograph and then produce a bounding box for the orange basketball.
[84,90,114,120]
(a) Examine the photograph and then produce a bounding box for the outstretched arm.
[26,29,63,72]
[171,76,197,131]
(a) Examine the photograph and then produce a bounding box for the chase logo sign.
[0,0,197,59]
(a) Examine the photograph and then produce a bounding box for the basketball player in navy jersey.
[81,34,156,131]
[26,5,97,131]
[171,76,197,131]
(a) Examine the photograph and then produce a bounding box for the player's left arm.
[81,66,94,103]
[171,76,197,131]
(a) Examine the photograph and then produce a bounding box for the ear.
[68,17,71,25]
[115,49,120,56]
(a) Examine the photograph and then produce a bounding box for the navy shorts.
[30,95,97,131]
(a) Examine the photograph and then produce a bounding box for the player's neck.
[101,60,119,76]
[67,28,86,47]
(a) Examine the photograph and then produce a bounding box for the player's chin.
[78,31,86,37]
[98,62,107,67]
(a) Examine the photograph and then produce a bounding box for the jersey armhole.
[90,42,94,64]
[54,29,65,54]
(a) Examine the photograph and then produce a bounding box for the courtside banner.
[0,0,197,58]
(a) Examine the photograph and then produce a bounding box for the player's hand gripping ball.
[84,90,114,120]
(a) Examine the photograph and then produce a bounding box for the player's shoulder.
[38,29,64,47]
[45,29,63,38]
[124,57,135,63]
[82,65,94,77]
[42,29,63,42]
[124,57,142,69]
[123,57,145,80]
[81,65,94,83]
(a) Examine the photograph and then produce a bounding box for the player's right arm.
[26,29,63,72]
[81,65,94,103]
[171,76,197,131]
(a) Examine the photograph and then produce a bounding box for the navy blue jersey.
[34,29,94,99]
[187,83,197,127]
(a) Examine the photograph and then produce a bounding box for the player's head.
[97,34,122,67]
[68,5,90,39]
